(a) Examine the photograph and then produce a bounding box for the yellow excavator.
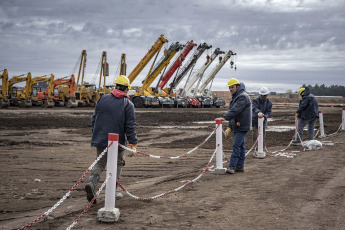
[74,50,98,106]
[8,72,32,107]
[30,74,55,107]
[0,69,10,108]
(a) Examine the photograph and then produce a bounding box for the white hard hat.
[259,87,269,95]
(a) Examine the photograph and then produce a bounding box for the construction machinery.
[74,50,98,106]
[8,72,32,107]
[0,69,10,108]
[152,40,197,107]
[127,34,168,84]
[30,74,55,107]
[196,50,236,107]
[131,42,184,108]
[97,51,111,98]
[50,75,78,107]
[120,53,126,76]
[181,48,224,107]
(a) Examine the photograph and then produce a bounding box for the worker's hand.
[128,144,137,157]
[258,112,263,117]
[295,113,299,117]
[225,127,231,138]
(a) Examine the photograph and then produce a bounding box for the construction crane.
[167,43,211,95]
[196,50,236,107]
[128,34,168,83]
[120,53,126,76]
[156,40,197,95]
[0,69,9,108]
[30,74,55,107]
[131,42,184,108]
[74,50,98,106]
[97,51,111,97]
[8,72,32,107]
[181,48,224,107]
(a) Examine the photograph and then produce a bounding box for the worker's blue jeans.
[296,117,317,141]
[229,131,248,169]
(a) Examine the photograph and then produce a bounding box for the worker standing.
[292,87,319,144]
[85,75,138,203]
[252,87,272,142]
[217,78,251,174]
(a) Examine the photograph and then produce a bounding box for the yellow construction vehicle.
[74,50,98,106]
[8,72,32,107]
[130,42,184,108]
[127,34,168,83]
[0,69,10,108]
[50,75,78,107]
[30,74,55,107]
[97,51,112,98]
[120,53,126,76]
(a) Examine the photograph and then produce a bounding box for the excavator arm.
[0,69,9,107]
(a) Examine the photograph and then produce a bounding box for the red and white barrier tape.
[18,142,113,230]
[116,148,217,201]
[66,174,111,230]
[119,125,218,159]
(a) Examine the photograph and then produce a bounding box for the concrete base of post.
[254,151,266,159]
[97,207,120,222]
[214,168,227,175]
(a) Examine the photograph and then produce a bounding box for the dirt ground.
[0,102,345,230]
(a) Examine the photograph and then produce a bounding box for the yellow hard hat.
[228,78,240,87]
[298,88,305,97]
[114,75,131,89]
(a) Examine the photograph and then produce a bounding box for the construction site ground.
[0,101,345,230]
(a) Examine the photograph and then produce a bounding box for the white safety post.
[254,115,266,158]
[295,116,299,141]
[318,111,326,138]
[98,133,120,222]
[341,108,345,131]
[214,119,226,174]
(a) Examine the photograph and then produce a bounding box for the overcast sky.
[1,0,344,93]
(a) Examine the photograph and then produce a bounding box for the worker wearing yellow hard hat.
[86,75,138,203]
[292,87,319,145]
[217,77,252,173]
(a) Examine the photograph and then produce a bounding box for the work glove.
[128,144,137,157]
[225,127,231,138]
[295,113,299,117]
[258,112,263,117]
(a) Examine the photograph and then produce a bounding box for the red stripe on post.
[343,108,345,110]
[108,133,119,141]
[216,119,223,125]
[319,110,322,113]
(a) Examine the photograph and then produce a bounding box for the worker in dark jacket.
[217,78,251,174]
[252,87,272,141]
[292,87,319,144]
[85,75,138,203]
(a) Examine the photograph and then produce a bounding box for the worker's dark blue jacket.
[296,87,319,120]
[224,83,251,132]
[91,89,138,150]
[252,96,272,128]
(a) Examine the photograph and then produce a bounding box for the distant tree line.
[300,84,345,97]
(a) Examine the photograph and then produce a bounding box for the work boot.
[226,167,235,174]
[291,139,301,146]
[235,167,244,173]
[115,192,123,200]
[85,174,100,204]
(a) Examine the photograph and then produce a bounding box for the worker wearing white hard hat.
[252,87,273,142]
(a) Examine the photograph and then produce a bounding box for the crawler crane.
[0,69,9,108]
[8,72,32,107]
[131,42,184,108]
[196,50,236,107]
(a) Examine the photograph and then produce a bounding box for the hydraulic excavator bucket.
[44,100,55,108]
[66,100,78,108]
